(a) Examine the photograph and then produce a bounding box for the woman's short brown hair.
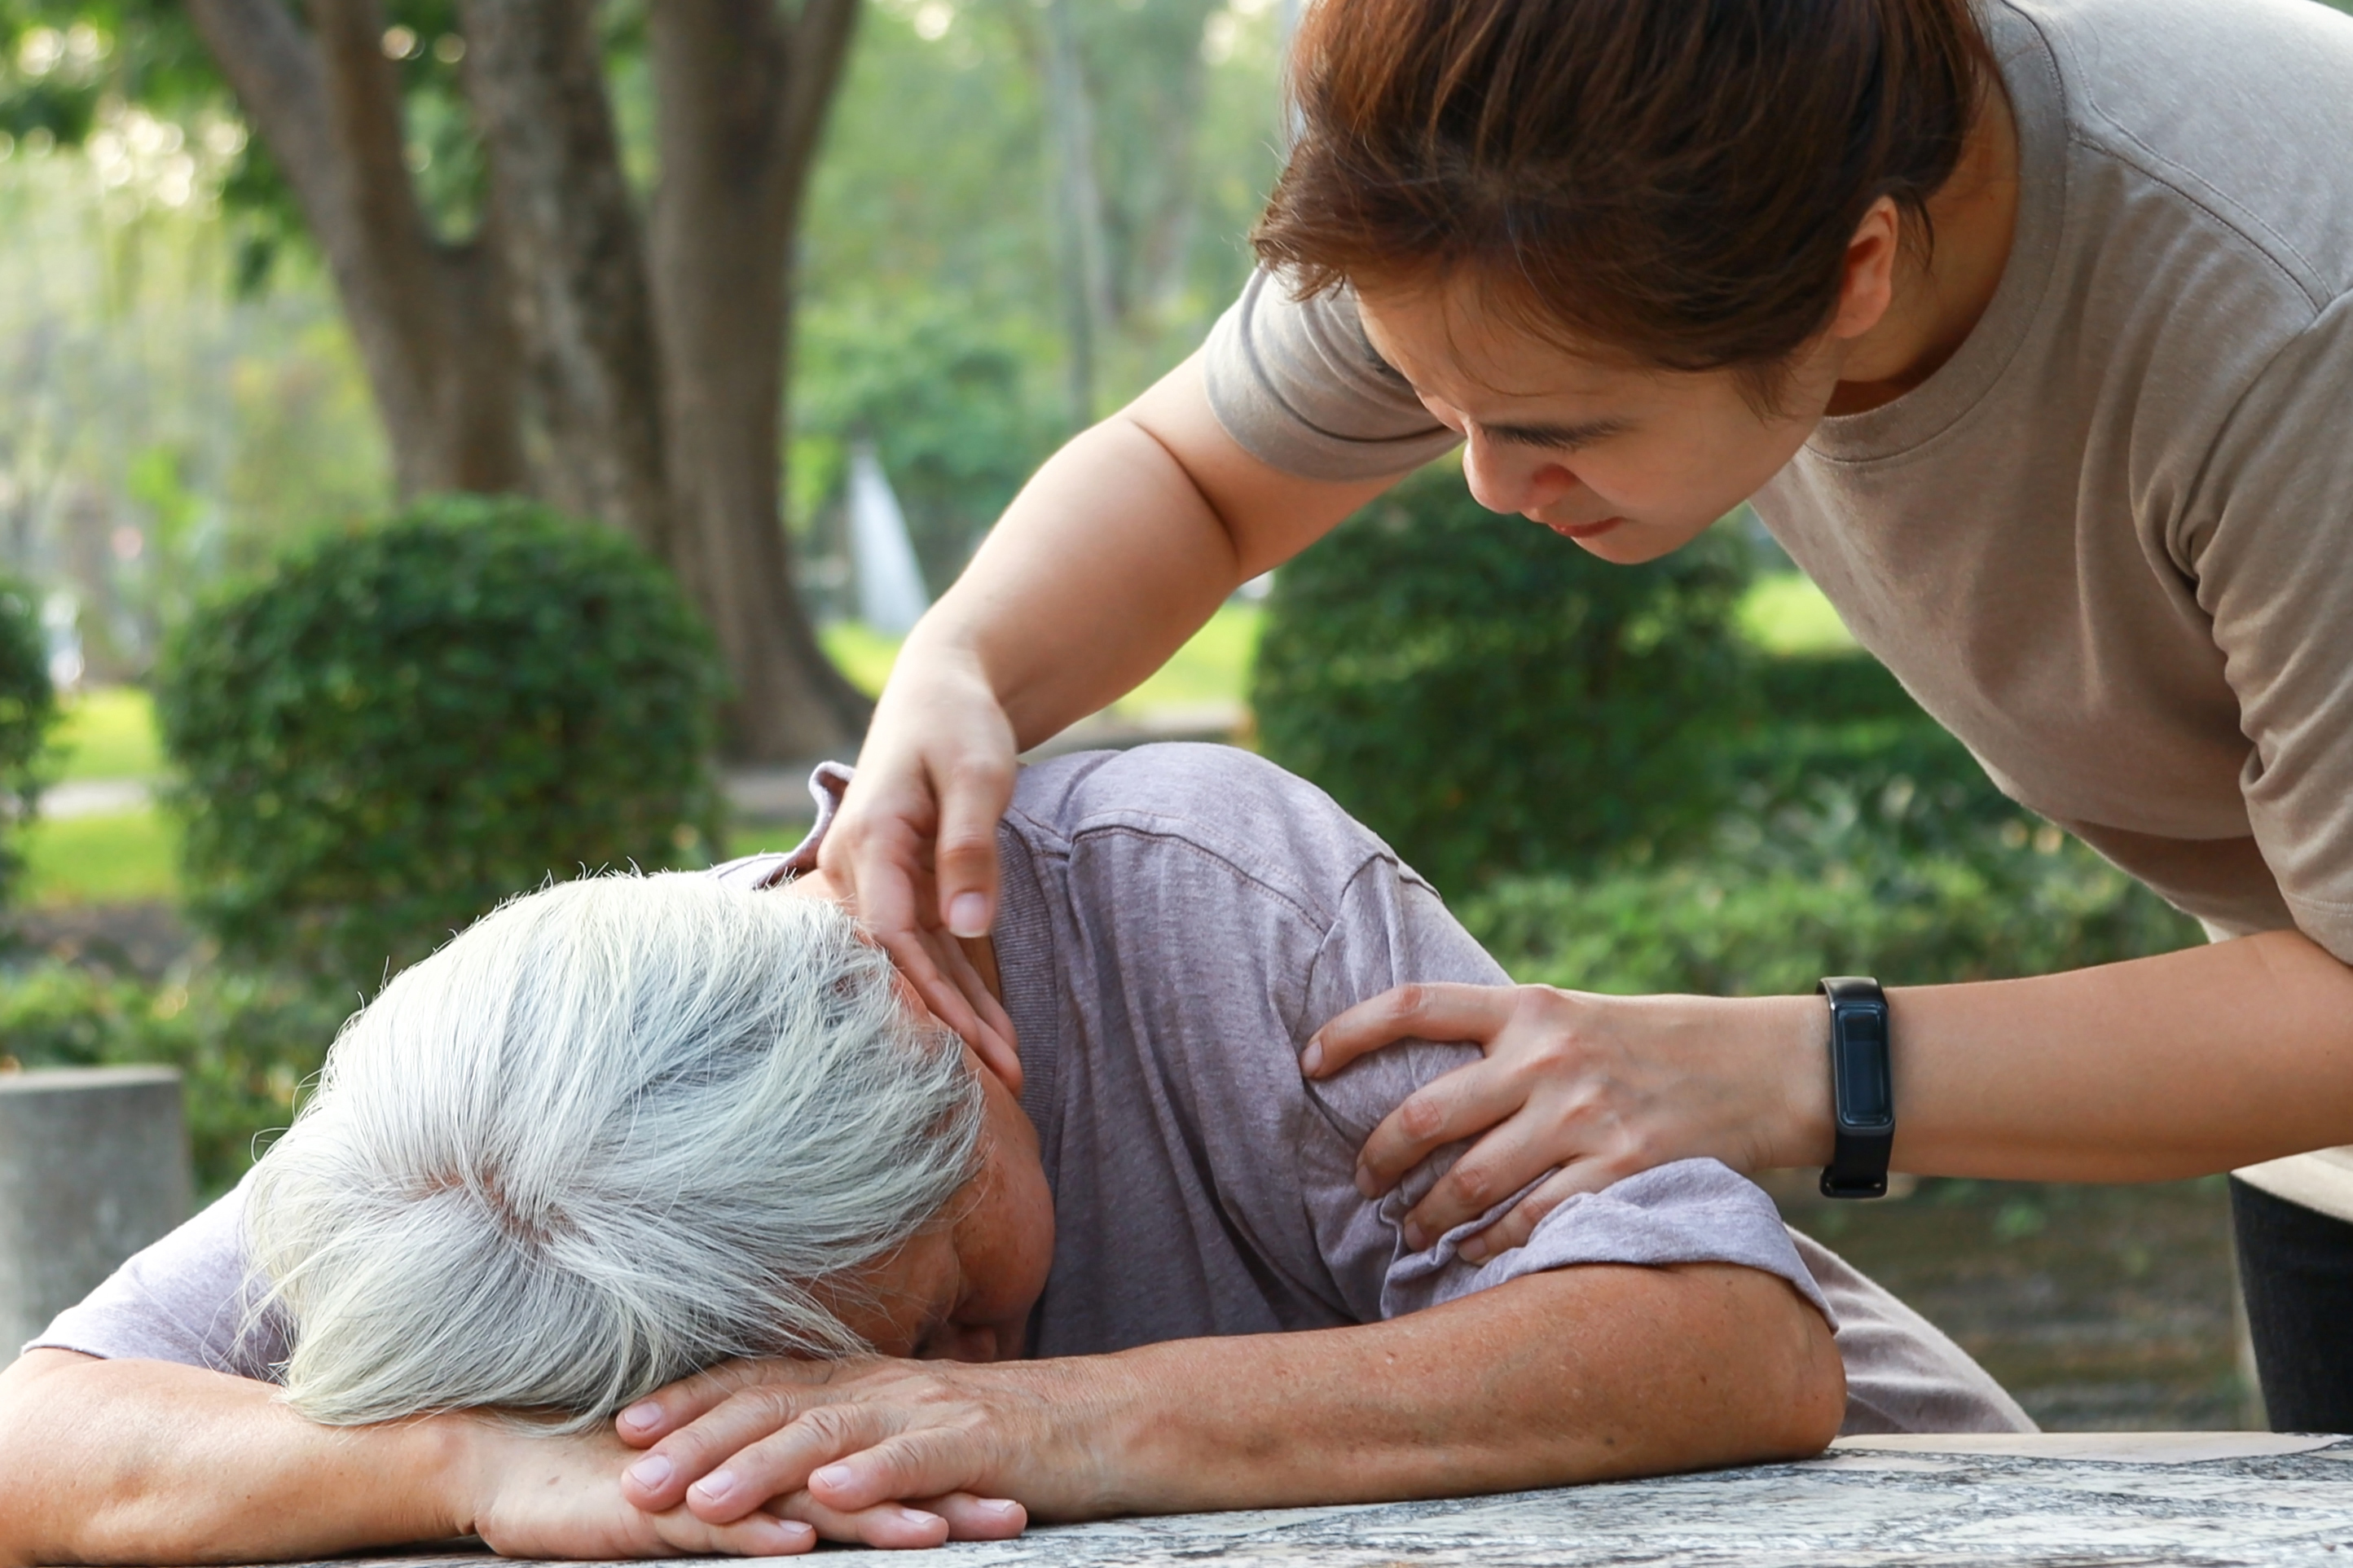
[1254,0,1992,380]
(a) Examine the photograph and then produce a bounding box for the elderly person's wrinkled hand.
[614,1357,1064,1543]
[463,1409,1023,1556]
[455,1417,813,1557]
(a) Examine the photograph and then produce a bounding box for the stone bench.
[238,1432,2353,1567]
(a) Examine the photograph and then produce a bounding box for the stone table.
[264,1432,2353,1567]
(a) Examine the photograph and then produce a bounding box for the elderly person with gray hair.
[0,746,2025,1562]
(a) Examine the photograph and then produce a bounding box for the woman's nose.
[1462,434,1577,516]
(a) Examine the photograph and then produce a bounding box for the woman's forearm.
[1065,1263,1841,1518]
[905,355,1389,749]
[1876,929,2353,1181]
[0,1351,464,1566]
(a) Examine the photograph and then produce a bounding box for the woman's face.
[1356,278,1844,564]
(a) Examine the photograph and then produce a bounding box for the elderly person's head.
[244,871,1054,1430]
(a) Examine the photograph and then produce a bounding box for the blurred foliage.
[155,495,725,990]
[0,569,56,909]
[1253,463,1759,893]
[0,960,351,1195]
[794,300,1062,594]
[1463,788,2202,998]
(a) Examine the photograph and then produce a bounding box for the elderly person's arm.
[0,1348,845,1566]
[616,1259,1841,1527]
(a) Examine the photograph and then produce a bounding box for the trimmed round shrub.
[0,573,57,912]
[156,496,726,988]
[1251,463,1757,893]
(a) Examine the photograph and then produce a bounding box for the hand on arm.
[820,355,1392,1056]
[614,1263,1842,1530]
[1309,931,2353,1254]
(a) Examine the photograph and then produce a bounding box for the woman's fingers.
[1351,1040,1540,1198]
[1453,1166,1588,1264]
[1304,982,1517,1078]
[930,749,1015,939]
[916,924,1023,1089]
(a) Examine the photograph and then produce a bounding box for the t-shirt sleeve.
[2192,290,2353,961]
[24,1175,288,1380]
[1295,855,1833,1326]
[1198,269,1462,481]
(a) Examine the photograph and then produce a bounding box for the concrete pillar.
[0,1067,191,1356]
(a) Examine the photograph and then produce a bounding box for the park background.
[0,0,2317,1431]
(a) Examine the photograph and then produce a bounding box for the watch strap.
[1819,975,1893,1199]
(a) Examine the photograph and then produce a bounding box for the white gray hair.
[244,872,983,1430]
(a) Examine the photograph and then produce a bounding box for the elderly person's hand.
[613,1357,1067,1542]
[1305,982,1829,1260]
[462,1411,1027,1555]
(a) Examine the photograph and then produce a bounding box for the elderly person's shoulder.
[1012,744,1413,898]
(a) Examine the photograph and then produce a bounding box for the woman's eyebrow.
[1482,416,1630,450]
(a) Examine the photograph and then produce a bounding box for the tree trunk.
[186,0,527,499]
[187,0,865,762]
[457,0,673,557]
[647,0,869,761]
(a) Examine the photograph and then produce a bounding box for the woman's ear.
[1825,195,1903,342]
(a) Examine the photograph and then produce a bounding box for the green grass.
[18,807,182,906]
[820,604,1265,713]
[51,686,164,781]
[1736,572,1857,656]
[817,621,908,698]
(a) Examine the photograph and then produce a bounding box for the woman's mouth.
[1540,516,1626,541]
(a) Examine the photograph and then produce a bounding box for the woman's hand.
[819,644,1023,1087]
[1304,982,1829,1259]
[612,1357,1087,1542]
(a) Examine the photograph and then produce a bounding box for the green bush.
[1252,464,1757,892]
[0,573,57,912]
[0,962,353,1196]
[1461,784,2202,997]
[156,495,726,990]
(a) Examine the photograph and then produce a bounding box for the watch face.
[1834,1004,1893,1130]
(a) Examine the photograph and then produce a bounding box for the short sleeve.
[1199,270,1462,481]
[2191,290,2353,960]
[1294,856,1832,1327]
[26,1176,288,1380]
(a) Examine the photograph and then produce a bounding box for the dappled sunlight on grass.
[821,604,1265,714]
[1736,572,1856,656]
[20,807,180,907]
[52,686,164,781]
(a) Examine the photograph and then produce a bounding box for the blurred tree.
[1,2,870,759]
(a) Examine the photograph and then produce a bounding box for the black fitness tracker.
[1819,976,1894,1199]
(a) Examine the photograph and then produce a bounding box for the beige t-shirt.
[1200,0,2353,1219]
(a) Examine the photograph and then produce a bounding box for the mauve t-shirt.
[31,746,2026,1435]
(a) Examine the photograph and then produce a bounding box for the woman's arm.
[615,1262,1842,1526]
[1310,929,2353,1257]
[819,355,1393,1058]
[0,1348,1003,1563]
